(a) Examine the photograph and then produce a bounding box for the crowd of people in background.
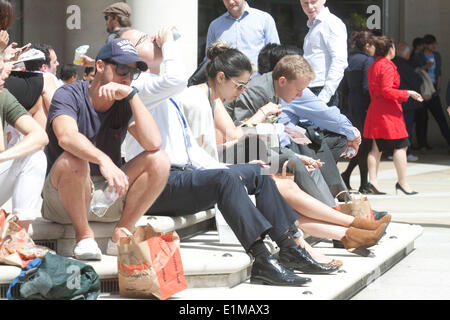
[0,0,449,289]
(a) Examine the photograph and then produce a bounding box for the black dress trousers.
[146,163,299,251]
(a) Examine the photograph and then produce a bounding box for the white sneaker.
[106,238,118,256]
[407,154,419,162]
[73,238,102,261]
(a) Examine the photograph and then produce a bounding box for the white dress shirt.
[123,41,224,170]
[303,7,348,103]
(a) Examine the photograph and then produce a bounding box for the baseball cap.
[96,38,148,71]
[102,2,131,17]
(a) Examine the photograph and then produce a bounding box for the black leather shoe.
[279,246,339,274]
[250,254,311,286]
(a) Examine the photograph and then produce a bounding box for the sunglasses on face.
[230,78,249,91]
[104,59,141,80]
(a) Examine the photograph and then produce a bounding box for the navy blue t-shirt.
[45,80,133,176]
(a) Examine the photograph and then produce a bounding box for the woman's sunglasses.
[230,78,249,91]
[103,59,141,80]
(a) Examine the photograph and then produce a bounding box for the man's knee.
[140,149,171,180]
[50,152,90,184]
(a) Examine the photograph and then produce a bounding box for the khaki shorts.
[41,174,126,224]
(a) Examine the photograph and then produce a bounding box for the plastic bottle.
[89,182,120,218]
[171,27,181,41]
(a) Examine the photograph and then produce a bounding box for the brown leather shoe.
[350,214,391,230]
[340,223,387,257]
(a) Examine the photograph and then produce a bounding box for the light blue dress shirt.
[278,88,356,147]
[206,2,280,67]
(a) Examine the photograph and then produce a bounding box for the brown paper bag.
[117,224,187,300]
[274,160,295,181]
[333,190,375,221]
[0,210,52,268]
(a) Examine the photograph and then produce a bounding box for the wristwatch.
[123,86,139,101]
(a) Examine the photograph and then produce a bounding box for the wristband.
[123,86,139,101]
[260,108,267,117]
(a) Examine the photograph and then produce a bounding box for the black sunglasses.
[103,59,141,80]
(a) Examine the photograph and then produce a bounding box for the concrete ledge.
[28,209,216,257]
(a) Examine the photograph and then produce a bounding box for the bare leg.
[297,215,347,241]
[274,178,354,227]
[393,147,413,192]
[295,235,333,264]
[367,140,382,189]
[50,152,92,242]
[112,150,170,242]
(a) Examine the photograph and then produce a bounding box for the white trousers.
[0,150,47,221]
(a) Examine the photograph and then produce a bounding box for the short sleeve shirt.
[45,81,133,176]
[0,88,29,130]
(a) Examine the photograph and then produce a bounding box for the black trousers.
[146,164,299,251]
[415,94,450,148]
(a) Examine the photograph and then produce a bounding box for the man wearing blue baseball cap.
[41,38,170,260]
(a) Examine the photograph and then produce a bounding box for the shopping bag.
[333,190,375,221]
[117,224,187,300]
[274,160,295,181]
[0,209,53,268]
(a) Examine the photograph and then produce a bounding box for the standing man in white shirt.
[300,0,348,106]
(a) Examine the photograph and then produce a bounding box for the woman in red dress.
[363,36,423,195]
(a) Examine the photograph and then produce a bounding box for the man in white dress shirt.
[300,0,348,106]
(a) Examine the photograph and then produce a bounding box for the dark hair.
[24,43,53,71]
[84,66,95,75]
[257,43,303,75]
[205,43,252,80]
[257,43,279,75]
[0,0,15,30]
[422,34,436,45]
[412,37,424,51]
[350,31,375,52]
[59,64,78,81]
[373,35,394,57]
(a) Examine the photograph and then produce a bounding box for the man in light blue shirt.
[278,88,357,149]
[206,0,280,69]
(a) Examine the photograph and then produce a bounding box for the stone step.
[29,209,216,257]
[0,222,422,300]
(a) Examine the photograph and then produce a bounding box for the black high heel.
[363,182,386,195]
[395,182,418,195]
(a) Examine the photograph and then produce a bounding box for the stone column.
[127,0,198,75]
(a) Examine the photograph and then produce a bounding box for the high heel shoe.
[395,182,418,195]
[362,182,386,195]
[340,223,387,257]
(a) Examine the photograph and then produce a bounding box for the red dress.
[363,57,409,140]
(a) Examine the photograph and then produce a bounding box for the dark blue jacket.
[393,56,423,111]
[342,51,374,131]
